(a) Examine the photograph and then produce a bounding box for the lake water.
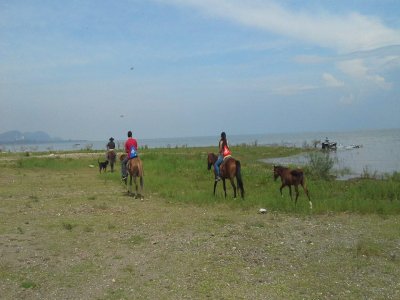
[261,129,400,179]
[1,128,399,178]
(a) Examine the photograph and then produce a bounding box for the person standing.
[214,131,231,181]
[121,131,138,181]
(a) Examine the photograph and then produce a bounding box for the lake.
[260,129,400,178]
[1,128,399,177]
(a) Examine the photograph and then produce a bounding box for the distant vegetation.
[0,130,62,143]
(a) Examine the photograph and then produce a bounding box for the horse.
[273,165,312,209]
[120,154,144,199]
[106,150,116,172]
[207,153,244,199]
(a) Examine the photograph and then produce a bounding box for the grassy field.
[1,146,399,299]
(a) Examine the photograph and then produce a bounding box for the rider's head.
[127,131,132,138]
[221,132,226,139]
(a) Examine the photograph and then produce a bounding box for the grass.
[125,146,399,214]
[0,146,399,299]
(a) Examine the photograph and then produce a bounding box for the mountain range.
[0,130,63,143]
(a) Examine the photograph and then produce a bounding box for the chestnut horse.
[107,150,116,172]
[207,153,244,199]
[120,154,144,199]
[273,165,312,209]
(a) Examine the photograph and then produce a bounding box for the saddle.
[219,155,233,175]
[223,155,232,162]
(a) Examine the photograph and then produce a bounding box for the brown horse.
[120,154,144,199]
[207,153,244,199]
[273,165,312,209]
[107,150,116,172]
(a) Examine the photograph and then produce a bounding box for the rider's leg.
[214,155,223,180]
[121,156,129,179]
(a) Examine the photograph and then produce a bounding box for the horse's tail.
[235,160,245,198]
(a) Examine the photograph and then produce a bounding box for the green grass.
[114,146,400,214]
[6,145,399,214]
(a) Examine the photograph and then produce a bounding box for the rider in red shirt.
[124,133,138,155]
[121,131,138,180]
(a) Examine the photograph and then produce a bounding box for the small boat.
[321,137,337,150]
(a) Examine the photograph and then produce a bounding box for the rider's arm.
[218,140,223,154]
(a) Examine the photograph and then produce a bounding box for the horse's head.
[119,153,127,161]
[207,153,217,170]
[273,165,281,181]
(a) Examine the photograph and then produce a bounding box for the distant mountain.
[0,130,63,143]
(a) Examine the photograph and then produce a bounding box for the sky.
[1,0,400,141]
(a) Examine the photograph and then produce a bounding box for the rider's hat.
[109,137,114,141]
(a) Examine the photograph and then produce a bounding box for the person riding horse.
[214,131,231,182]
[121,131,138,181]
[106,137,116,172]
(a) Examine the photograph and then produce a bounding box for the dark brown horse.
[120,154,144,199]
[207,153,244,199]
[107,150,116,172]
[273,165,312,209]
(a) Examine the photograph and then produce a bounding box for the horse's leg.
[213,181,217,196]
[302,183,312,209]
[133,176,138,197]
[230,178,237,199]
[294,185,299,206]
[279,183,285,197]
[139,176,144,199]
[288,185,293,201]
[222,179,227,198]
[128,175,133,195]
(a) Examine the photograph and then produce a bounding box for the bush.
[306,151,336,179]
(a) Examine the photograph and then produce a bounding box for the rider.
[106,137,115,158]
[121,131,138,181]
[106,137,116,171]
[107,137,115,151]
[214,131,231,181]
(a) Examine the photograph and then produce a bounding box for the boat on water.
[321,137,337,150]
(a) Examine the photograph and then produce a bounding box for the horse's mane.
[208,153,218,160]
[274,165,287,170]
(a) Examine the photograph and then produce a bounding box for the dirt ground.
[0,159,399,299]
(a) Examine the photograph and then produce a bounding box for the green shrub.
[306,151,336,180]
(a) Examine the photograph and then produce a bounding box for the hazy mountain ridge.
[0,130,63,143]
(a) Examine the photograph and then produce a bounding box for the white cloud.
[162,0,400,53]
[337,59,392,89]
[272,84,317,96]
[322,73,344,87]
[339,93,356,105]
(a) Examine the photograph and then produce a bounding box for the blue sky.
[1,0,399,140]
